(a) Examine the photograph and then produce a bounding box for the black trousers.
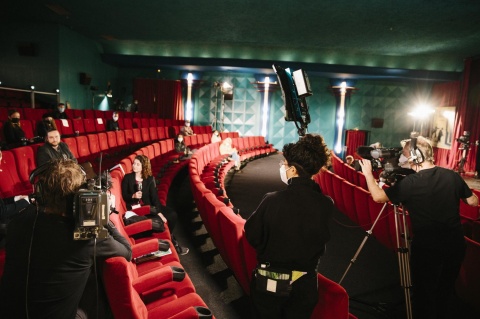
[250,272,317,319]
[410,239,466,319]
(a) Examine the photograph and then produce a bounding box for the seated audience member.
[219,137,241,170]
[0,159,132,318]
[52,102,69,120]
[36,113,57,139]
[36,129,77,167]
[121,155,189,255]
[3,109,33,148]
[211,130,221,143]
[174,133,192,157]
[180,120,194,136]
[345,155,355,167]
[106,111,120,131]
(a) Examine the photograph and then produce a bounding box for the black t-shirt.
[245,177,333,271]
[385,166,472,246]
[0,205,131,319]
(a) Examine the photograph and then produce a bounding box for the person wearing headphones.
[359,135,478,319]
[0,159,132,319]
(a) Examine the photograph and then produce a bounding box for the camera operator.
[245,134,334,319]
[359,135,478,319]
[0,159,132,319]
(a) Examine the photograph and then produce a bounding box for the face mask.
[113,116,119,121]
[279,165,292,185]
[178,138,183,142]
[11,118,20,124]
[58,107,65,113]
[399,154,410,168]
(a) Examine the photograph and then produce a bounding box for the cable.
[25,205,39,319]
[93,237,99,319]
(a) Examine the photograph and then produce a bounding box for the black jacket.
[0,205,132,319]
[121,173,161,211]
[106,119,120,131]
[36,142,77,167]
[3,121,25,146]
[245,177,333,272]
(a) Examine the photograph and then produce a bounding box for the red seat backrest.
[62,137,79,159]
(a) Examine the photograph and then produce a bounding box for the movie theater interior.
[1,1,480,318]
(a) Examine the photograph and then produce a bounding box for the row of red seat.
[0,106,187,123]
[102,136,220,318]
[188,140,357,319]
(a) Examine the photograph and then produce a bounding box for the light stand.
[339,202,413,319]
[211,84,219,130]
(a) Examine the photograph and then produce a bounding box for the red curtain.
[133,79,184,120]
[432,57,480,174]
[430,81,460,168]
[345,130,368,157]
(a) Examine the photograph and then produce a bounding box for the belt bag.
[254,266,292,296]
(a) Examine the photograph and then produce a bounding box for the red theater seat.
[456,236,480,314]
[72,118,86,135]
[62,137,80,159]
[94,118,106,132]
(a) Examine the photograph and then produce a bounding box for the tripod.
[339,202,413,319]
[456,143,469,174]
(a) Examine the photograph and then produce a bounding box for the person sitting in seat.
[36,129,77,167]
[51,103,69,120]
[36,113,57,139]
[211,130,221,143]
[106,112,120,131]
[121,155,189,255]
[219,137,241,170]
[3,109,33,148]
[180,120,194,136]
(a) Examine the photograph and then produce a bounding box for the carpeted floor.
[169,154,479,319]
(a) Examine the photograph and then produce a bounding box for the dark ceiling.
[4,0,480,81]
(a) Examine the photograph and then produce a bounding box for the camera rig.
[456,131,471,174]
[73,184,109,240]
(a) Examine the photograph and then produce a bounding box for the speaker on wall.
[371,118,384,128]
[80,73,92,85]
[17,43,38,56]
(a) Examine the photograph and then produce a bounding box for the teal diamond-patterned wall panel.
[192,72,431,152]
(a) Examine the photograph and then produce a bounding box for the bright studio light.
[408,104,434,120]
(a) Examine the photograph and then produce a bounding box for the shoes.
[176,246,189,255]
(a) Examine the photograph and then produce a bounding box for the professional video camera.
[73,177,109,240]
[354,146,413,186]
[354,146,403,171]
[456,131,471,149]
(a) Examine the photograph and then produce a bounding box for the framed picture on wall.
[429,106,456,149]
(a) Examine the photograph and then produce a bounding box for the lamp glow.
[186,73,194,121]
[261,77,270,137]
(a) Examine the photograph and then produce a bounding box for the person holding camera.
[244,134,334,319]
[359,135,478,319]
[0,159,132,319]
[121,155,189,255]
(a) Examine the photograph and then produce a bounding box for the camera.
[456,131,471,149]
[72,177,110,240]
[354,146,403,172]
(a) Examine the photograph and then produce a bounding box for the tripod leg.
[339,202,388,285]
[394,206,413,319]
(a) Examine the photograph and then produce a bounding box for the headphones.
[409,132,425,164]
[29,164,51,206]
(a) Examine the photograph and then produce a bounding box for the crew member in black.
[0,159,132,319]
[245,134,334,319]
[36,129,77,167]
[359,135,478,319]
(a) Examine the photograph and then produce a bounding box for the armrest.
[131,239,159,259]
[124,219,153,236]
[131,205,151,216]
[132,266,185,293]
[167,306,212,319]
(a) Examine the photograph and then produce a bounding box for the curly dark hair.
[36,159,86,215]
[282,134,331,177]
[134,155,153,180]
